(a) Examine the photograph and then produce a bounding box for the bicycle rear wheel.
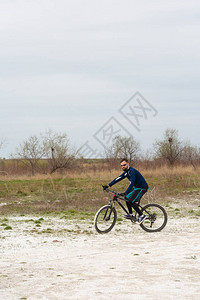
[94,205,117,234]
[140,203,167,232]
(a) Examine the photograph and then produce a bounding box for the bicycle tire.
[94,205,117,234]
[140,203,168,232]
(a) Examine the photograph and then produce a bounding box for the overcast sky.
[0,0,199,158]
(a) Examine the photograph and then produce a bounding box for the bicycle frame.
[109,194,129,214]
[106,188,142,222]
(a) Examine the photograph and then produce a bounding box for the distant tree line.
[106,128,200,169]
[0,128,200,176]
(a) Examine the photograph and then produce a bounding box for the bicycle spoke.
[140,204,167,232]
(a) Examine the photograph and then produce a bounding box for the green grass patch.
[0,173,199,214]
[4,226,12,230]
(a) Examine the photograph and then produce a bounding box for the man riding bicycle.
[103,158,148,224]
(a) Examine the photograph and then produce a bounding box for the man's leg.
[127,188,147,216]
[126,201,133,214]
[131,201,143,216]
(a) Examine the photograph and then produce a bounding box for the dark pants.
[126,187,148,216]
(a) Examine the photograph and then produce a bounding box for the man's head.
[120,158,130,172]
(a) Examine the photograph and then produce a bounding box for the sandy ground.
[0,212,200,300]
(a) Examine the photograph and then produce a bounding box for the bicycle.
[94,188,168,233]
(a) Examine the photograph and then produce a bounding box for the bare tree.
[106,135,140,163]
[153,128,183,166]
[181,143,200,169]
[43,129,75,174]
[15,135,45,175]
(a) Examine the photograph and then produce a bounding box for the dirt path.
[0,215,200,300]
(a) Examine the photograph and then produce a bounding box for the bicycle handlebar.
[105,188,119,195]
[103,187,127,201]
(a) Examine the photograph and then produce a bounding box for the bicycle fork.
[103,204,114,221]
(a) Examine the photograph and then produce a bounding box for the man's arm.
[108,172,126,187]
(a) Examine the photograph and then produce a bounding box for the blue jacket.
[108,167,148,195]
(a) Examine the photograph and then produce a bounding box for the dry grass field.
[0,164,200,214]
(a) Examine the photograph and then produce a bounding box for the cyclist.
[103,158,148,224]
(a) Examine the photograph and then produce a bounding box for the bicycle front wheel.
[140,203,167,232]
[94,205,117,234]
